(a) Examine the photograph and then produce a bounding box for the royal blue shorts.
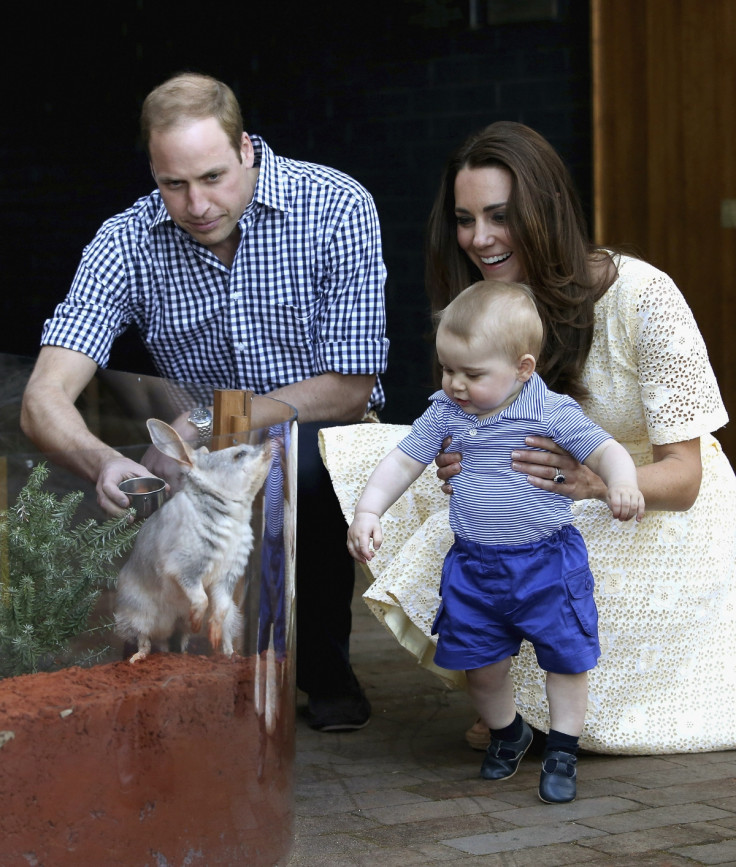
[431,525,600,675]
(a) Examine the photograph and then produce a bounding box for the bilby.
[115,418,272,663]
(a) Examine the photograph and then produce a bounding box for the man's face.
[149,116,256,262]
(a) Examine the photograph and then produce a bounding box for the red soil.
[0,652,294,866]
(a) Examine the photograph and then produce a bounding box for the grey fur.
[114,419,272,662]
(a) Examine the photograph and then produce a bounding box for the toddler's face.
[437,329,525,419]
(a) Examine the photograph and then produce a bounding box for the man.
[21,72,389,731]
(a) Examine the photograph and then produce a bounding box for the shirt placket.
[228,214,257,390]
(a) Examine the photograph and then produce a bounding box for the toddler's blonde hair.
[436,280,544,362]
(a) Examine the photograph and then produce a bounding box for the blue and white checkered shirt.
[398,374,613,545]
[41,136,389,411]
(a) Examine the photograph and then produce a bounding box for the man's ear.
[240,132,255,167]
[517,353,536,382]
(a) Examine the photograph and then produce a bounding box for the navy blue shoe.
[480,719,533,780]
[539,750,577,803]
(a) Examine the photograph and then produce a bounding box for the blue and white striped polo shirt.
[41,136,389,411]
[398,373,612,545]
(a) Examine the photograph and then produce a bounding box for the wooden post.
[212,389,254,449]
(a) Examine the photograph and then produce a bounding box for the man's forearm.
[22,387,124,483]
[267,372,376,424]
[20,354,123,484]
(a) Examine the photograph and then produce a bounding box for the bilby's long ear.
[146,419,196,467]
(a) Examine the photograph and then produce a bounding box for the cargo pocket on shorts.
[564,566,598,637]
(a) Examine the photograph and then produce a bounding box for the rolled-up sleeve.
[313,195,389,378]
[41,242,132,368]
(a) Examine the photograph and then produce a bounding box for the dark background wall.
[3,0,591,424]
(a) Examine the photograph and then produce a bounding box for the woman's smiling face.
[454,166,525,284]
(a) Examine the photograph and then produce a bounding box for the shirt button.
[234,342,246,351]
[468,429,477,437]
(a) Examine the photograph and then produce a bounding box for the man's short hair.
[140,72,244,156]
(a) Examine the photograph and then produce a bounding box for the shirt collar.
[248,135,290,214]
[151,198,172,229]
[502,373,547,419]
[430,373,547,422]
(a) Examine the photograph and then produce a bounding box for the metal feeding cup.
[118,476,167,520]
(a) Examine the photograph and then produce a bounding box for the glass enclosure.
[0,355,296,866]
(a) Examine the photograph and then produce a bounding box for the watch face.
[189,408,212,425]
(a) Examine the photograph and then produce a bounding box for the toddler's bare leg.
[466,657,516,729]
[470,657,532,782]
[545,670,588,736]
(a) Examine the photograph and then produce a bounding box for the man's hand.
[97,455,168,517]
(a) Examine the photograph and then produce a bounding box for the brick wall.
[4,0,591,424]
[246,1,592,422]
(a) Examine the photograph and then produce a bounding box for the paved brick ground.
[287,575,736,866]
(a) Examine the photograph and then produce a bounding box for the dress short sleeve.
[584,257,728,447]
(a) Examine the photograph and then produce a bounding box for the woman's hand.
[510,436,608,502]
[435,433,609,501]
[435,436,461,494]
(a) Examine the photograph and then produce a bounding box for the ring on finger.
[553,468,566,484]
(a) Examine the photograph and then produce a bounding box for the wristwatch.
[187,407,213,446]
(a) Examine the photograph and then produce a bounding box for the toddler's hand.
[606,484,645,522]
[347,512,383,563]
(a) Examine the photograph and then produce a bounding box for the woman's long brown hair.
[426,121,613,401]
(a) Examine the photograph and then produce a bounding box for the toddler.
[347,281,644,803]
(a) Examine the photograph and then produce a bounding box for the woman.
[319,122,736,754]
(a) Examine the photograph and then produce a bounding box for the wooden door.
[591,0,736,458]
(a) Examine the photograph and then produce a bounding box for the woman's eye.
[493,212,506,224]
[455,216,473,227]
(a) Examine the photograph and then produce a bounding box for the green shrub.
[0,462,139,678]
